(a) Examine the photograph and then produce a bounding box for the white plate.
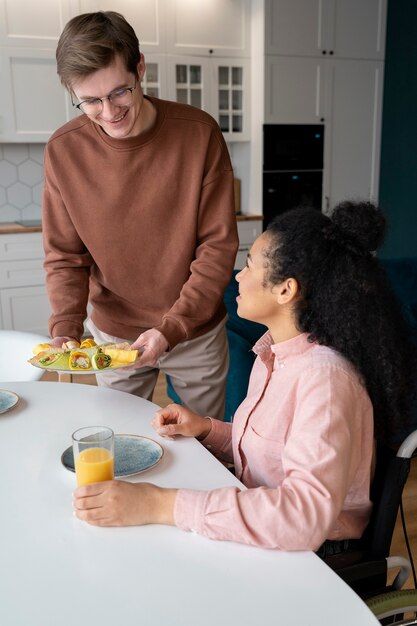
[61,434,164,477]
[0,389,19,414]
[30,361,134,375]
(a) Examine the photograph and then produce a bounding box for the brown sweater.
[42,97,238,348]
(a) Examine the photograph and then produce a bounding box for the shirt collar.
[253,331,313,363]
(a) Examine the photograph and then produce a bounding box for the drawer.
[0,259,45,288]
[0,233,43,261]
[237,220,263,245]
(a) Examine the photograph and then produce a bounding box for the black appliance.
[263,124,324,230]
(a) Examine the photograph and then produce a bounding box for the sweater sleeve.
[154,128,239,348]
[174,367,373,550]
[42,145,92,340]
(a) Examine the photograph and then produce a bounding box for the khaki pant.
[86,317,229,420]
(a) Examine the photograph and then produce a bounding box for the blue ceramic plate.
[61,434,164,477]
[0,389,19,414]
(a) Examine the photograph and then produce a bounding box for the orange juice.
[75,447,114,487]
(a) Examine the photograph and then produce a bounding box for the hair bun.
[331,200,386,253]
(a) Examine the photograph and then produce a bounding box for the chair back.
[363,443,411,559]
[0,330,49,382]
[326,429,417,596]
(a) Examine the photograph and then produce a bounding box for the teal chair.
[166,270,266,421]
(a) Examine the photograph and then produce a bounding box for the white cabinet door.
[213,58,250,141]
[142,53,168,99]
[166,0,251,57]
[323,59,384,208]
[265,0,327,57]
[166,56,250,142]
[0,0,76,46]
[79,0,166,53]
[166,56,211,112]
[264,56,326,124]
[330,0,387,60]
[0,233,50,333]
[0,47,74,142]
[265,0,387,60]
[0,285,50,334]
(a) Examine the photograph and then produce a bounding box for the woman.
[73,201,413,551]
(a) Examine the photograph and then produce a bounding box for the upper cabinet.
[0,0,251,143]
[265,0,387,60]
[165,0,251,57]
[166,55,250,141]
[0,0,78,142]
[0,0,77,47]
[79,0,166,53]
[264,0,388,209]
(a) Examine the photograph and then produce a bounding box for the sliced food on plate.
[28,339,140,372]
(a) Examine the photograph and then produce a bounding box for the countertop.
[0,214,263,235]
[0,222,42,234]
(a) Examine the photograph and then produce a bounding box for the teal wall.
[379,0,417,258]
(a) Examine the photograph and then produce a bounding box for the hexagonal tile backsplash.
[0,144,45,222]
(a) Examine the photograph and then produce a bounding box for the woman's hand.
[152,404,212,440]
[73,480,176,527]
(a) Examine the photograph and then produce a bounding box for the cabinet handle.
[329,51,334,55]
[320,118,325,122]
[322,50,327,55]
[325,196,330,212]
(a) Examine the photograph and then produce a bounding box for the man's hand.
[131,329,169,367]
[50,336,79,348]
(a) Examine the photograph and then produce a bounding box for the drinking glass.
[72,426,114,487]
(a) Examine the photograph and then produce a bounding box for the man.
[43,11,238,419]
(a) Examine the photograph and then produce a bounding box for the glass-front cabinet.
[173,62,204,109]
[167,56,249,141]
[141,54,167,99]
[216,62,246,136]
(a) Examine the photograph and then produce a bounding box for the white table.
[0,382,378,626]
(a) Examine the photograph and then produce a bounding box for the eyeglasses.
[72,80,137,116]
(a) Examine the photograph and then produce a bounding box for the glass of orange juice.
[72,426,114,487]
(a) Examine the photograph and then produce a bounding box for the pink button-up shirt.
[174,332,374,550]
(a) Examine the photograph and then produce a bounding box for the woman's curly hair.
[265,201,413,446]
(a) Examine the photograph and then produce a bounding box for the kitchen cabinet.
[0,47,74,143]
[165,0,251,58]
[0,232,50,333]
[322,59,384,208]
[265,56,325,124]
[265,0,387,60]
[167,56,250,141]
[264,0,387,209]
[79,0,166,53]
[0,0,77,48]
[141,53,168,99]
[235,218,262,269]
[0,0,77,142]
[1,0,251,143]
[265,56,384,209]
